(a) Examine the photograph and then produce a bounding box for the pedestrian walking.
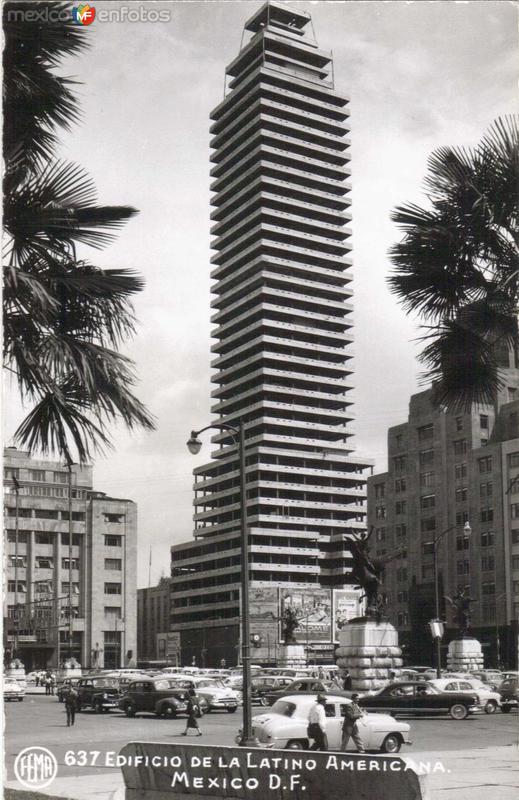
[182,690,202,736]
[307,694,328,751]
[65,687,79,727]
[342,669,352,691]
[44,674,52,695]
[341,693,365,753]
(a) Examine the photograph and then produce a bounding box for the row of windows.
[6,556,120,572]
[5,531,122,547]
[4,485,88,499]
[5,508,86,521]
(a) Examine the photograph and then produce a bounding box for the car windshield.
[270,700,296,717]
[196,680,222,688]
[170,680,193,689]
[93,678,116,687]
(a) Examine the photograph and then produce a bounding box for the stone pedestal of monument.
[336,620,403,691]
[57,658,82,681]
[447,638,484,673]
[277,643,306,668]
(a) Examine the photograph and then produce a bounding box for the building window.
[35,533,54,544]
[9,555,26,567]
[393,455,407,474]
[374,483,385,499]
[513,581,519,594]
[512,556,519,571]
[421,517,436,532]
[61,582,80,595]
[6,531,28,543]
[35,509,59,520]
[455,487,468,503]
[375,528,386,543]
[61,511,85,522]
[104,535,122,547]
[5,507,32,518]
[395,434,403,450]
[509,452,519,468]
[480,414,489,430]
[395,478,406,493]
[456,560,470,575]
[455,463,467,480]
[480,506,494,523]
[482,582,495,595]
[7,580,27,593]
[481,531,495,547]
[480,481,493,499]
[397,590,409,602]
[511,504,519,520]
[420,494,435,509]
[104,583,122,595]
[375,505,386,519]
[29,469,46,482]
[456,536,470,551]
[61,558,79,570]
[420,472,435,488]
[453,439,467,456]
[479,456,492,474]
[419,449,434,467]
[418,424,434,442]
[105,558,122,571]
[395,524,407,539]
[512,530,519,544]
[395,501,406,515]
[35,557,53,569]
[4,467,20,480]
[456,511,469,526]
[422,542,434,556]
[397,611,409,627]
[61,533,82,546]
[480,438,488,447]
[455,417,463,432]
[103,513,125,524]
[53,471,68,484]
[481,556,495,571]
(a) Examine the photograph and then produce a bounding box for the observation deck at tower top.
[244,1,312,37]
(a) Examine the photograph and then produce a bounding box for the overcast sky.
[4,1,517,587]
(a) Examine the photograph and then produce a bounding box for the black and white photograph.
[2,1,518,799]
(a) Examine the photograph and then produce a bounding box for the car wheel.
[484,701,497,715]
[260,697,269,707]
[500,704,511,713]
[125,704,136,718]
[226,707,237,713]
[94,701,102,714]
[163,705,176,719]
[381,734,401,753]
[285,740,307,750]
[449,703,468,720]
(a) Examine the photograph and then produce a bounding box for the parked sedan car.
[263,677,352,707]
[499,677,519,713]
[168,677,239,713]
[359,681,479,719]
[428,678,500,714]
[470,670,502,690]
[247,694,411,753]
[252,676,296,706]
[76,676,122,712]
[118,677,206,718]
[3,680,25,702]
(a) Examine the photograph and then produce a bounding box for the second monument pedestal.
[447,638,484,673]
[277,644,307,668]
[336,620,403,691]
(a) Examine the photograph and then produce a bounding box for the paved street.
[4,693,518,789]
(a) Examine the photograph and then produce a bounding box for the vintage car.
[469,670,503,690]
[359,681,479,719]
[263,678,352,707]
[252,676,296,705]
[167,676,239,713]
[428,678,500,714]
[499,677,519,713]
[118,677,206,718]
[244,694,411,753]
[3,680,25,702]
[57,677,81,703]
[76,675,122,712]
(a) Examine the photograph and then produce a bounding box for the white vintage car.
[428,678,501,714]
[247,694,412,753]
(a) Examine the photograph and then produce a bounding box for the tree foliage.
[388,116,519,409]
[3,1,155,463]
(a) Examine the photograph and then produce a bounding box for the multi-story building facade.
[170,1,371,666]
[3,447,137,671]
[368,369,519,668]
[137,577,171,663]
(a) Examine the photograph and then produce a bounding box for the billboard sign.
[280,588,332,643]
[333,589,363,639]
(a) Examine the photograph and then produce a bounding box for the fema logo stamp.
[14,746,58,790]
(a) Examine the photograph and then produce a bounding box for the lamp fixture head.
[187,431,202,455]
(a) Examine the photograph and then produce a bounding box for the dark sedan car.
[76,676,121,712]
[118,677,205,718]
[359,681,479,720]
[263,678,352,707]
[499,677,519,713]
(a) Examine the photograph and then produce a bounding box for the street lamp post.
[66,459,75,664]
[187,420,258,747]
[432,520,471,678]
[12,476,21,662]
[495,592,507,669]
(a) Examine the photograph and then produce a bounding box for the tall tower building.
[171,1,372,666]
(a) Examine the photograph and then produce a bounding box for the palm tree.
[3,2,155,462]
[388,116,518,409]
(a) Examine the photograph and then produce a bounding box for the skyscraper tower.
[171,2,372,661]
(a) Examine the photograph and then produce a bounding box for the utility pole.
[12,476,20,662]
[67,460,74,664]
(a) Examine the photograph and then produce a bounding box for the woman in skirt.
[182,689,202,736]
